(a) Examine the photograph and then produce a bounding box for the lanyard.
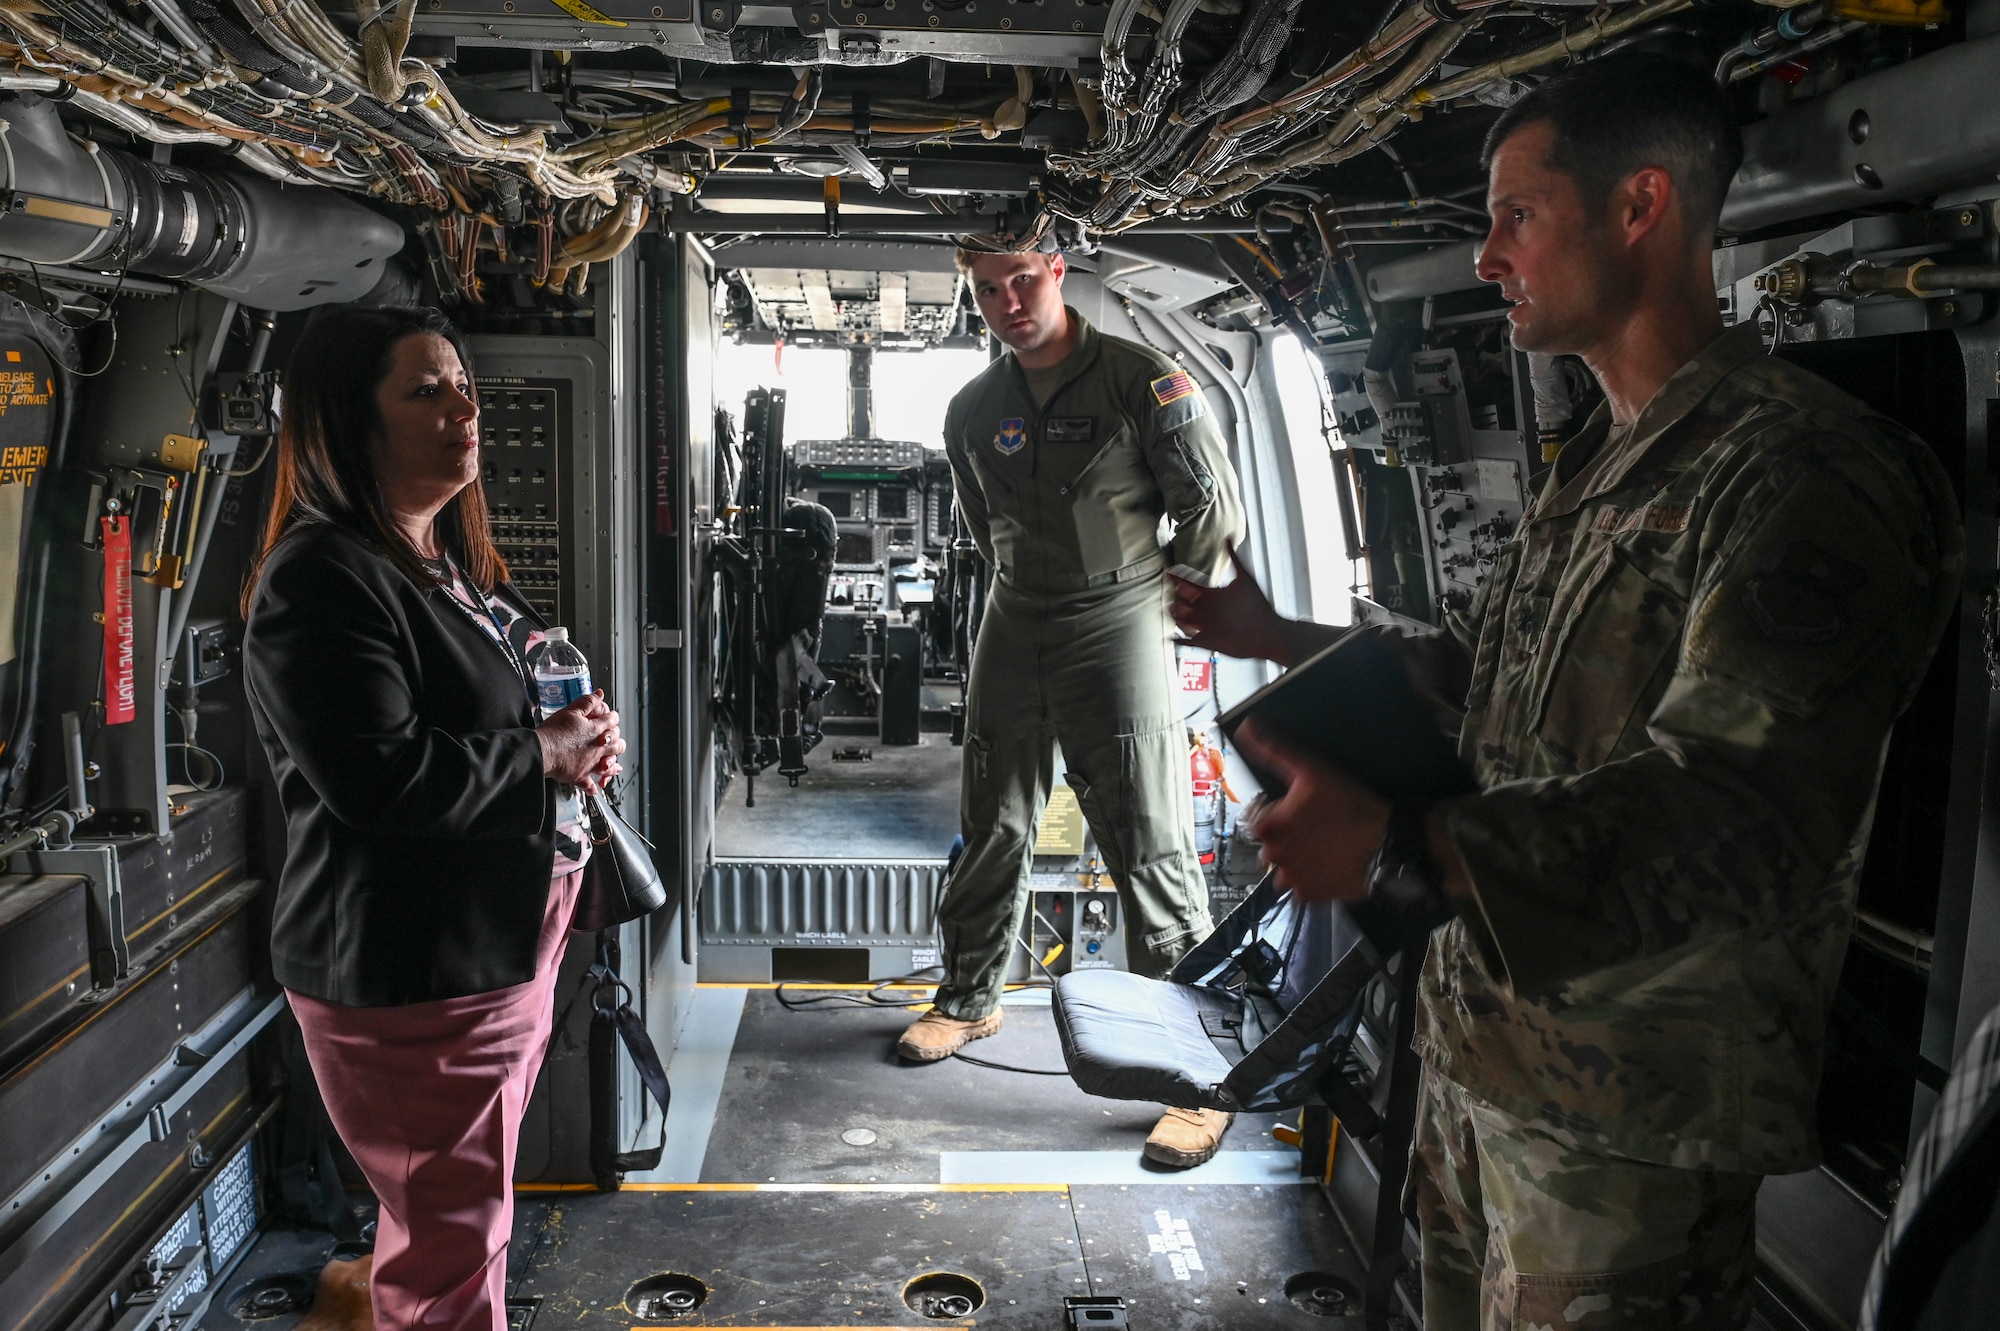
[434,559,539,713]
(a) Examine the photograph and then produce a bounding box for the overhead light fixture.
[776,158,849,178]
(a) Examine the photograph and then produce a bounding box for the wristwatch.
[1353,797,1455,954]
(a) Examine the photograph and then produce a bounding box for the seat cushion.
[1052,970,1239,1110]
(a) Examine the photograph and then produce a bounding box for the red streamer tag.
[101,515,135,726]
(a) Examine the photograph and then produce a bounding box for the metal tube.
[668,211,982,235]
[162,309,272,677]
[1726,18,1864,84]
[1364,240,1484,302]
[62,711,87,819]
[139,0,221,63]
[1910,264,2000,292]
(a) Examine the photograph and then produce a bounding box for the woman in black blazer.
[243,305,623,1331]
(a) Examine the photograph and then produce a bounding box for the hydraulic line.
[1722,17,1867,83]
[353,0,415,104]
[1410,0,1694,107]
[1715,0,1830,81]
[1176,20,1472,218]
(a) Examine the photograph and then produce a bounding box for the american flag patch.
[1150,370,1197,406]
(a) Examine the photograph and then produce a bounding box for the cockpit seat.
[1051,877,1385,1114]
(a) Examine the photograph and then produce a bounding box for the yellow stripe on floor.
[516,1181,1067,1194]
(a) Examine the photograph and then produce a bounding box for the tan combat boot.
[895,1008,1002,1062]
[1143,1107,1234,1168]
[295,1253,372,1331]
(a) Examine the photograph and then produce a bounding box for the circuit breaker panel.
[478,376,572,625]
[1401,349,1533,618]
[1323,340,1544,623]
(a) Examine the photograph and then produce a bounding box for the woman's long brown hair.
[241,305,507,616]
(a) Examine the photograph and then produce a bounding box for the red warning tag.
[102,515,135,725]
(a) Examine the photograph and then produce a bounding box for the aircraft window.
[716,341,987,450]
[717,344,848,444]
[1274,332,1359,626]
[870,349,989,447]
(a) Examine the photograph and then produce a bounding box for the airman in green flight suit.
[895,247,1248,1168]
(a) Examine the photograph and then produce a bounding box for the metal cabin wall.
[482,253,691,1185]
[699,859,949,982]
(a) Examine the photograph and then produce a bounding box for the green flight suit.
[935,310,1247,1019]
[1375,322,1963,1328]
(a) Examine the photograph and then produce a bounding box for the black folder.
[1216,629,1477,800]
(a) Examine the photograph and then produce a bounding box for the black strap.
[584,954,671,1190]
[730,87,752,151]
[852,91,870,148]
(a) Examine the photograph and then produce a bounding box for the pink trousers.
[288,870,580,1331]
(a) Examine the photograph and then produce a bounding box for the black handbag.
[571,791,668,932]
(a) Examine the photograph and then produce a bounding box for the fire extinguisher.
[1189,731,1229,866]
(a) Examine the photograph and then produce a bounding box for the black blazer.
[244,523,556,1006]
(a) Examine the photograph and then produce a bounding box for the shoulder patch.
[1156,392,1208,433]
[1150,369,1197,406]
[1742,540,1867,643]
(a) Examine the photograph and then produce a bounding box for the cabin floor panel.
[698,991,1286,1185]
[713,733,963,860]
[1068,1182,1367,1327]
[512,1188,1090,1328]
[502,1185,1358,1329]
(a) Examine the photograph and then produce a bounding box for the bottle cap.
[545,627,569,641]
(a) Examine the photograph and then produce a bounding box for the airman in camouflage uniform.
[1401,319,1962,1328]
[1177,54,1964,1329]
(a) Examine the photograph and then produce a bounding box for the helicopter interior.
[0,0,1994,1328]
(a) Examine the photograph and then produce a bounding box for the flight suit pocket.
[961,731,1003,832]
[1156,434,1218,523]
[1533,541,1685,772]
[1065,719,1190,875]
[1063,424,1153,579]
[1059,424,1137,498]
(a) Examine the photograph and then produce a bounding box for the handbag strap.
[587,962,671,1170]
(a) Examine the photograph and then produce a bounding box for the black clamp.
[729,86,752,151]
[852,91,870,149]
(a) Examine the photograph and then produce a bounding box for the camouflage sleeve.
[1440,427,1961,995]
[1138,366,1246,581]
[943,397,994,567]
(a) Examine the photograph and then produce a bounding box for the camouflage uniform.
[1391,322,1962,1328]
[936,309,1246,1018]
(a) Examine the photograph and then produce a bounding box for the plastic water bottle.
[530,627,592,719]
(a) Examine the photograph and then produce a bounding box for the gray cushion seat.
[1051,879,1386,1113]
[1051,970,1239,1108]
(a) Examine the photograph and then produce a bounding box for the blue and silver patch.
[994,417,1027,455]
